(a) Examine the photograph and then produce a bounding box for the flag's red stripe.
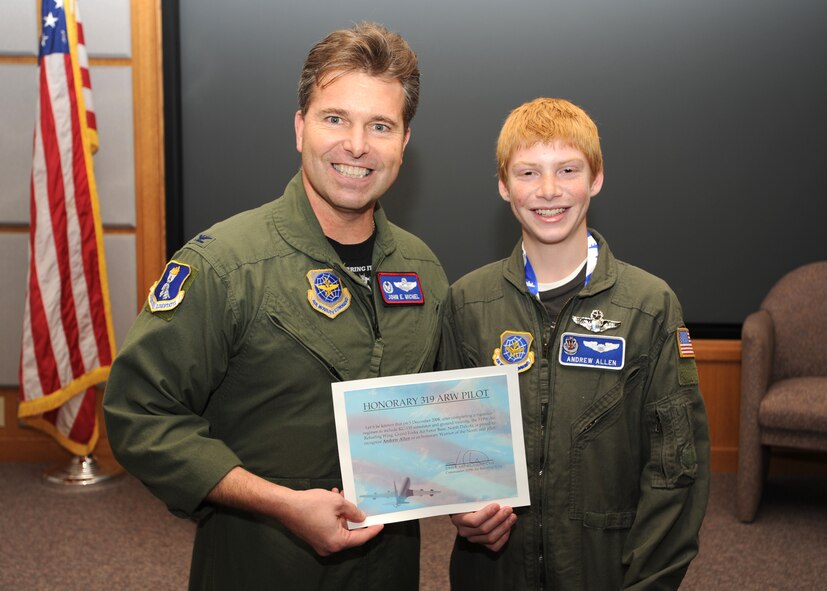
[86,110,97,132]
[49,56,88,380]
[26,169,61,397]
[66,58,112,366]
[67,388,97,443]
[37,61,83,387]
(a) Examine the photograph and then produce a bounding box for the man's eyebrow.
[370,114,399,125]
[316,107,347,118]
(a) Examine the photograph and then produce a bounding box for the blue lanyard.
[523,231,598,297]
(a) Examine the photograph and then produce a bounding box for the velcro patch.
[559,332,625,370]
[492,330,535,373]
[676,327,695,358]
[148,261,192,314]
[377,272,424,305]
[307,269,351,319]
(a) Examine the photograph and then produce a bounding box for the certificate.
[332,365,530,528]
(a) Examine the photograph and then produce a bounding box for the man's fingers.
[339,498,367,524]
[346,523,384,547]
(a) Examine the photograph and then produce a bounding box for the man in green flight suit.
[104,22,448,590]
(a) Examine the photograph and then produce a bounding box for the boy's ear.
[498,178,511,202]
[590,170,604,197]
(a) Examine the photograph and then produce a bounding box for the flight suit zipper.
[535,294,578,590]
[336,263,386,377]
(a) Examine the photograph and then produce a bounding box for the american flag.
[677,328,695,359]
[18,0,116,456]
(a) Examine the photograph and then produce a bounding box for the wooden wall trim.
[695,339,742,473]
[131,0,166,308]
[695,338,742,362]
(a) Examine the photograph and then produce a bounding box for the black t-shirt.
[538,264,587,330]
[327,232,375,287]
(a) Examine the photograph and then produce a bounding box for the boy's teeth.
[536,208,564,216]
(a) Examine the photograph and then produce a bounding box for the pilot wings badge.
[571,309,621,333]
[492,330,535,373]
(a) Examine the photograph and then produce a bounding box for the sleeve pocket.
[648,392,699,489]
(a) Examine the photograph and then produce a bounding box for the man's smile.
[333,163,373,178]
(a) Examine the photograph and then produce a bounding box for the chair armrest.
[740,309,775,423]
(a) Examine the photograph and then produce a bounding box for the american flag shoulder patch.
[676,327,695,358]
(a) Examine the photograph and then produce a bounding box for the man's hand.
[279,487,383,556]
[450,503,517,552]
[206,467,383,556]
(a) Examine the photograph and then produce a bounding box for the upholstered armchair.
[736,261,827,522]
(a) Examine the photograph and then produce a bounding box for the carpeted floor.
[1,463,824,590]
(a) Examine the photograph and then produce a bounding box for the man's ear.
[294,110,304,152]
[399,127,411,163]
[590,170,604,197]
[498,178,511,203]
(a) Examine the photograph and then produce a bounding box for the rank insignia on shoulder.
[571,309,621,333]
[148,261,192,313]
[190,233,214,247]
[307,269,351,319]
[677,327,696,358]
[376,272,424,305]
[492,331,535,373]
[559,332,625,370]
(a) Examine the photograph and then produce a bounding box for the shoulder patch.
[676,328,699,385]
[676,328,695,358]
[147,261,193,314]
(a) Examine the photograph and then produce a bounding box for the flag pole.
[42,454,123,487]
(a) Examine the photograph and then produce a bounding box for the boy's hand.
[450,503,517,552]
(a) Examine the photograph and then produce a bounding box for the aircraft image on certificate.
[332,365,529,528]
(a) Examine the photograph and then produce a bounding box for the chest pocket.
[565,363,647,525]
[263,287,369,381]
[264,279,443,381]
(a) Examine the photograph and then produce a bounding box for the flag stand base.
[42,454,123,488]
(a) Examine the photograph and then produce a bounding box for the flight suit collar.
[502,228,618,297]
[273,171,397,264]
